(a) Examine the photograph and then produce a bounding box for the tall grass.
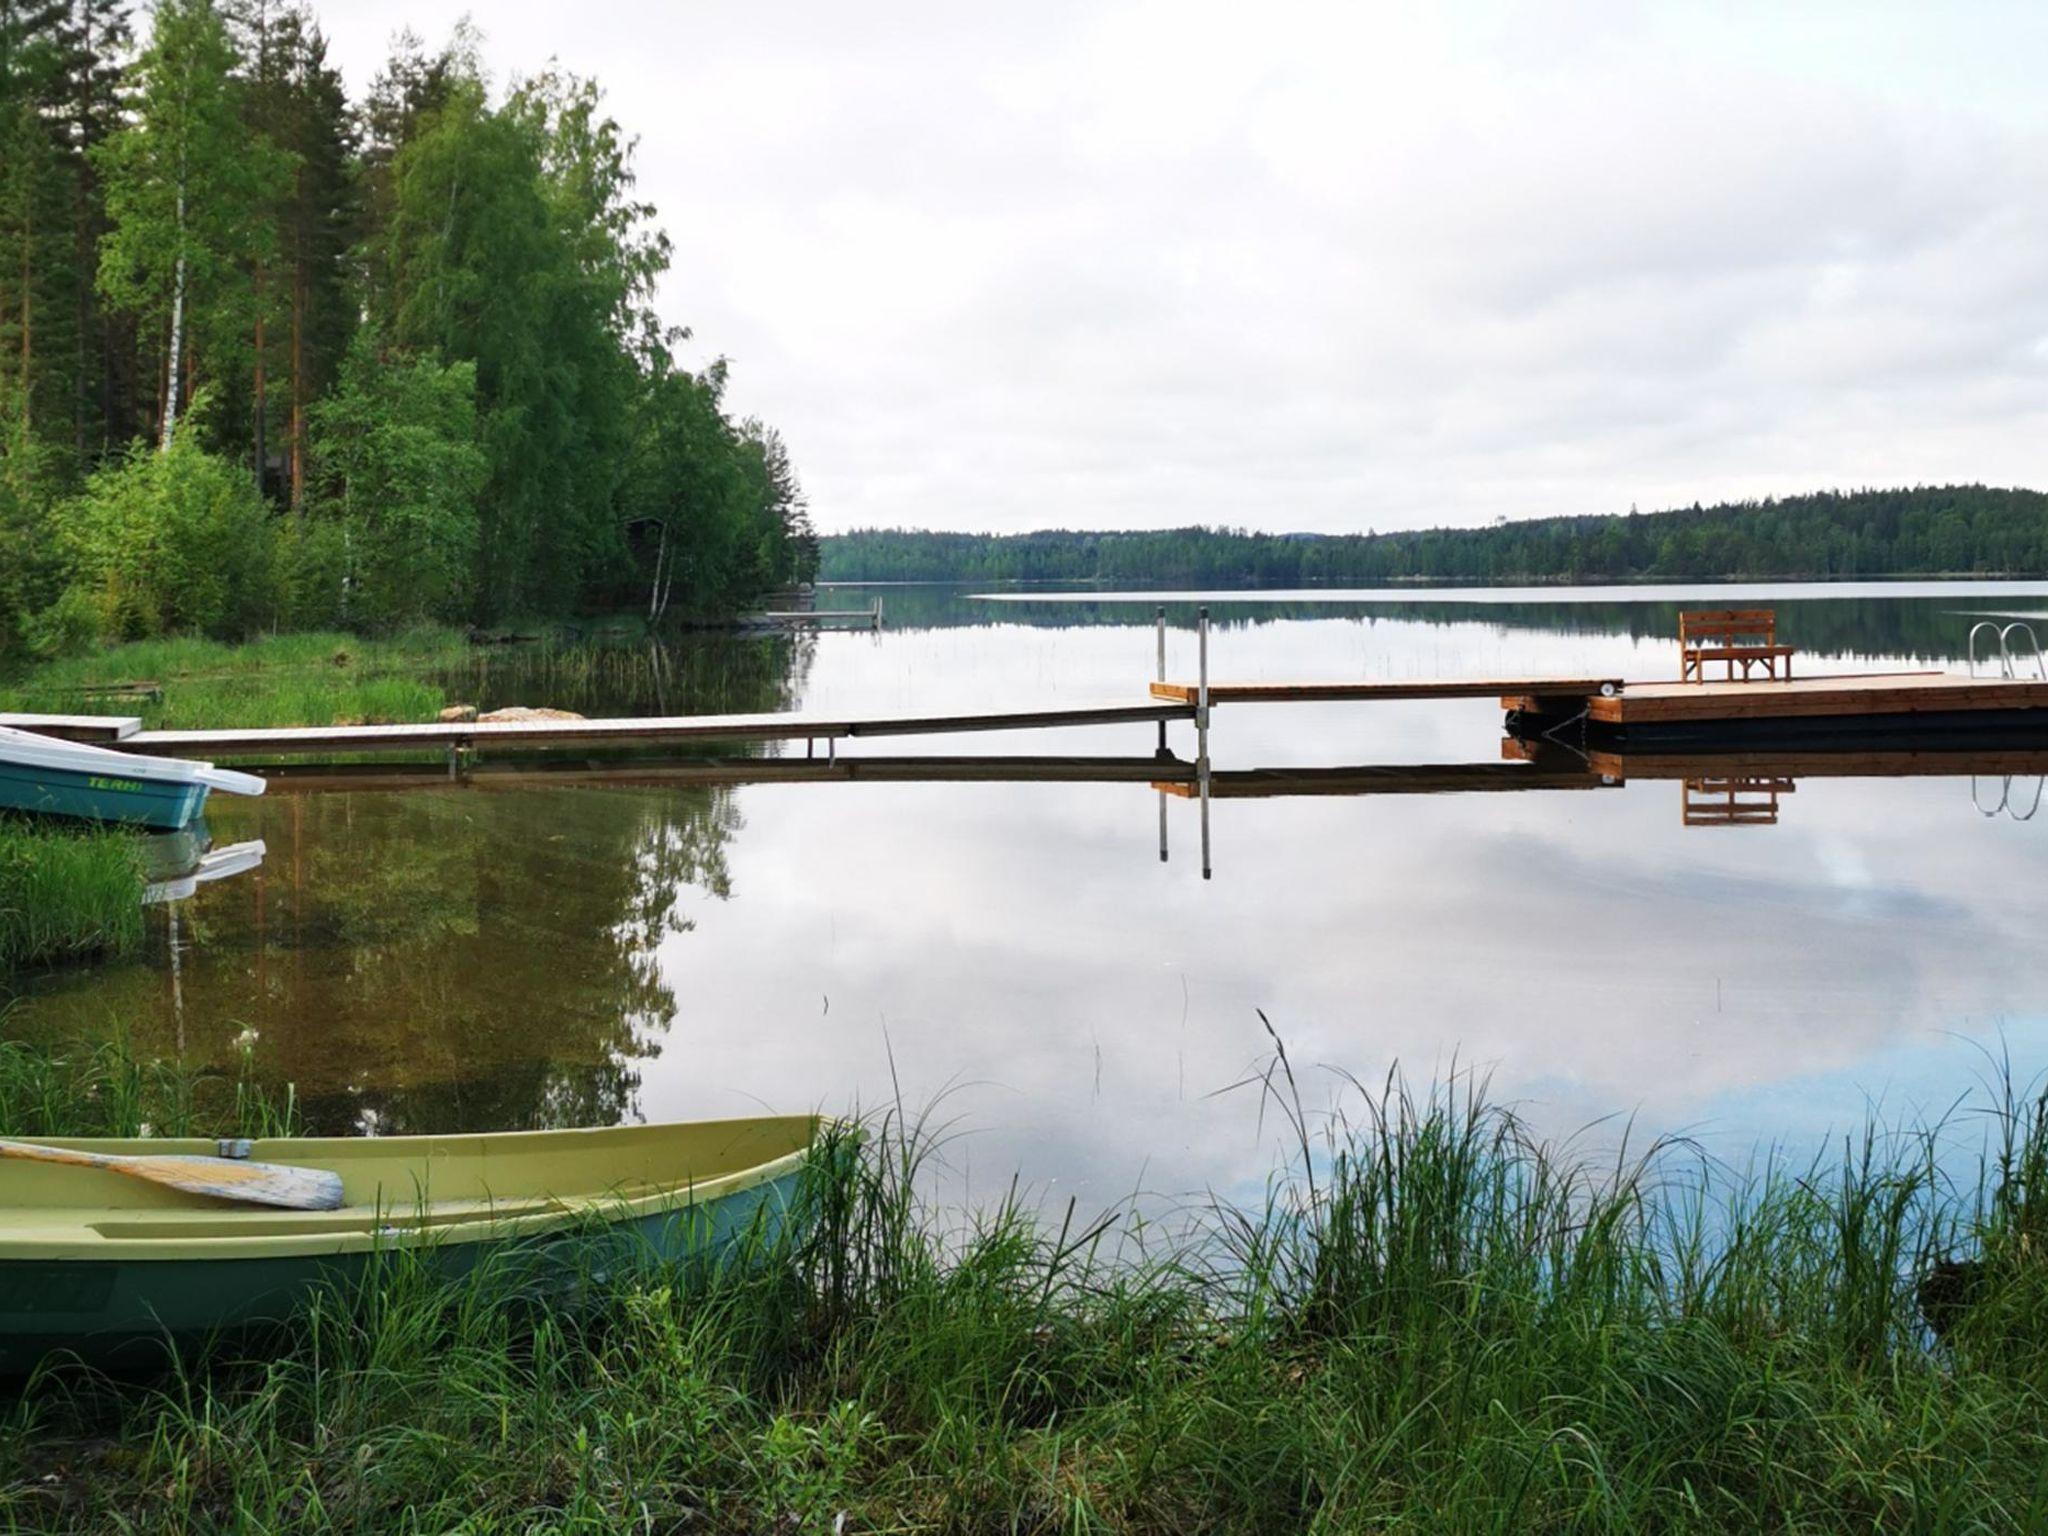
[0,1039,2044,1531]
[0,822,145,969]
[0,1032,302,1140]
[0,629,461,729]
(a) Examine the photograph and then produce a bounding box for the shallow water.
[8,581,2048,1208]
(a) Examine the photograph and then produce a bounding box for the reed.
[0,1032,303,1140]
[0,1038,2043,1532]
[0,823,145,970]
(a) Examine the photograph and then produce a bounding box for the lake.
[8,580,2048,1211]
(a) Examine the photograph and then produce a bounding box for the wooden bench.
[1678,609,1796,682]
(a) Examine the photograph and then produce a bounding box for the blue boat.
[0,725,264,832]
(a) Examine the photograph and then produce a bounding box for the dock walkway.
[113,700,1195,760]
[1153,677,1620,704]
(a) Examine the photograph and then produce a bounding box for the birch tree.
[94,0,284,451]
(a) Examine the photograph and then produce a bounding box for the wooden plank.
[118,701,1196,759]
[1153,763,1610,799]
[0,712,142,742]
[256,754,1201,795]
[1584,671,2035,725]
[1153,678,1621,705]
[1586,747,2048,782]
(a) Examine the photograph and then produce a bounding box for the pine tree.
[47,0,132,462]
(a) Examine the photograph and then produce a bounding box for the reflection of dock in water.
[1680,777,1792,827]
[1509,739,2048,830]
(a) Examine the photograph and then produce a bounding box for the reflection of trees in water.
[7,629,804,1136]
[434,631,814,719]
[831,583,2009,663]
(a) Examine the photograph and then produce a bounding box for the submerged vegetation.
[0,1035,2044,1531]
[0,824,144,969]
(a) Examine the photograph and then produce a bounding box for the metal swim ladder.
[1967,620,2048,680]
[1972,773,2045,821]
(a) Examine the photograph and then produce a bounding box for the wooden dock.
[254,753,1198,795]
[1154,762,1608,799]
[1505,670,2048,743]
[249,752,1613,802]
[108,700,1194,760]
[1504,737,2048,782]
[1153,677,1621,705]
[0,711,140,742]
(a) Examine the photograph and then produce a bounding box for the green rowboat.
[0,1116,820,1372]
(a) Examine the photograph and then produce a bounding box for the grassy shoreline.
[0,630,466,732]
[0,632,461,977]
[0,1040,2042,1531]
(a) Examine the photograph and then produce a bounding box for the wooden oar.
[0,1139,345,1211]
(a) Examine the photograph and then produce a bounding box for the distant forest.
[821,486,2048,585]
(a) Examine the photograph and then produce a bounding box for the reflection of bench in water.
[1679,609,1796,682]
[1681,776,1793,826]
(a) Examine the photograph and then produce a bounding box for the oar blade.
[128,1155,347,1212]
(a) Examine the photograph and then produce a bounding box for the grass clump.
[0,1032,302,1140]
[0,823,144,970]
[0,629,463,730]
[0,1041,2045,1531]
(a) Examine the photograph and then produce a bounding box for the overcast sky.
[315,1,2048,536]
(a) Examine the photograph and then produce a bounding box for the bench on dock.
[1678,610,1796,683]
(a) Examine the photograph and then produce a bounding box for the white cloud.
[316,1,2048,533]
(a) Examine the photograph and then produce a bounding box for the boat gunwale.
[0,1115,826,1263]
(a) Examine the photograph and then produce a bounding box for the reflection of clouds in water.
[633,737,2048,1206]
[624,601,2048,1200]
[10,596,2047,1209]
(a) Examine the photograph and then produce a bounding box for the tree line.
[0,1,817,656]
[821,486,2048,585]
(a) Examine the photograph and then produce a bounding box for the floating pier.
[1151,677,1621,704]
[1505,671,2048,744]
[106,700,1193,762]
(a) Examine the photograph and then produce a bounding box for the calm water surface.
[10,581,2048,1207]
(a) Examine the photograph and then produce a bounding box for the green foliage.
[0,629,460,728]
[0,4,807,648]
[46,420,280,643]
[0,821,143,968]
[0,418,61,651]
[92,0,291,449]
[825,485,2048,585]
[377,72,642,619]
[308,332,485,627]
[0,1070,2045,1529]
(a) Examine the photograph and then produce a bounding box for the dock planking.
[115,700,1197,759]
[1154,762,1610,799]
[0,712,141,743]
[254,754,1199,795]
[1153,678,1621,705]
[1503,736,2048,781]
[1579,671,2048,725]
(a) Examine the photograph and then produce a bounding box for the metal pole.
[1198,606,1211,879]
[1155,605,1167,753]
